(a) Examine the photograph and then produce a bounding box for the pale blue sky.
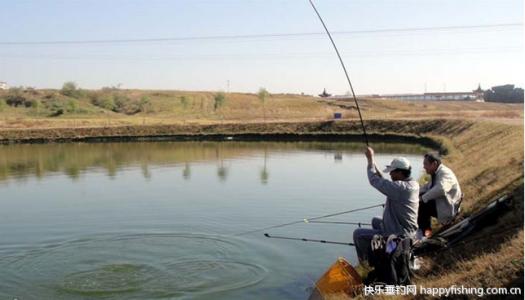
[0,0,523,94]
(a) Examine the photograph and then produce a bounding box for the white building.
[364,86,485,102]
[0,81,8,90]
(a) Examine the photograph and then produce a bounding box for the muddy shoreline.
[0,119,465,154]
[0,132,443,150]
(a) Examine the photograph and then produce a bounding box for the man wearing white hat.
[353,147,419,263]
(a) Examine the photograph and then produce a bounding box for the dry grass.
[0,90,337,129]
[0,89,522,130]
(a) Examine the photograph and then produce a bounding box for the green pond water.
[0,141,428,299]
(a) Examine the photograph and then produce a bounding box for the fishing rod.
[235,203,384,236]
[305,220,371,227]
[264,233,355,246]
[308,0,369,146]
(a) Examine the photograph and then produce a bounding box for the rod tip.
[304,219,309,223]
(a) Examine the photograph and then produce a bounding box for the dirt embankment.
[0,118,523,291]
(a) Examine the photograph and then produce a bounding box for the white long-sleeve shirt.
[420,164,462,223]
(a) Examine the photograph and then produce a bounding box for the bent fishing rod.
[237,2,385,239]
[308,0,369,146]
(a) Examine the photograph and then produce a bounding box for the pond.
[0,141,428,299]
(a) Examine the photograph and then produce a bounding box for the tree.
[61,81,81,98]
[214,92,226,111]
[257,87,270,121]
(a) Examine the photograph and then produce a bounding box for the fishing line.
[235,203,384,236]
[308,0,369,146]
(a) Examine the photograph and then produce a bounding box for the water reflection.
[334,152,343,162]
[260,148,269,185]
[0,141,430,183]
[0,140,430,299]
[182,162,191,180]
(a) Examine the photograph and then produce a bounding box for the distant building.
[319,88,332,98]
[364,85,485,102]
[473,84,484,100]
[0,81,8,90]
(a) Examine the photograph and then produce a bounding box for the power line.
[0,23,521,46]
[0,46,520,61]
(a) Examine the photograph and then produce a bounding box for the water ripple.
[0,232,268,299]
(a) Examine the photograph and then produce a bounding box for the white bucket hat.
[383,157,411,173]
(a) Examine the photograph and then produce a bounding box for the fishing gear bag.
[365,234,413,285]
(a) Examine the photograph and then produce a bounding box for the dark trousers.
[417,200,437,231]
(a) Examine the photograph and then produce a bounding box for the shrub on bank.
[89,91,152,115]
[48,100,65,117]
[5,94,27,107]
[41,98,84,116]
[214,92,226,111]
[3,87,37,108]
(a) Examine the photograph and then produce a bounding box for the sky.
[0,0,523,95]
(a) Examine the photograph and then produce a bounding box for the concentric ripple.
[0,233,268,299]
[59,263,153,295]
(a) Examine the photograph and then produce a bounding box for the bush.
[101,97,116,111]
[91,92,154,115]
[48,100,65,117]
[66,99,79,113]
[5,94,27,107]
[24,99,34,108]
[90,93,116,111]
[113,94,142,114]
[139,96,153,113]
[31,99,41,111]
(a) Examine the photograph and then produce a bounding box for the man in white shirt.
[417,153,462,238]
